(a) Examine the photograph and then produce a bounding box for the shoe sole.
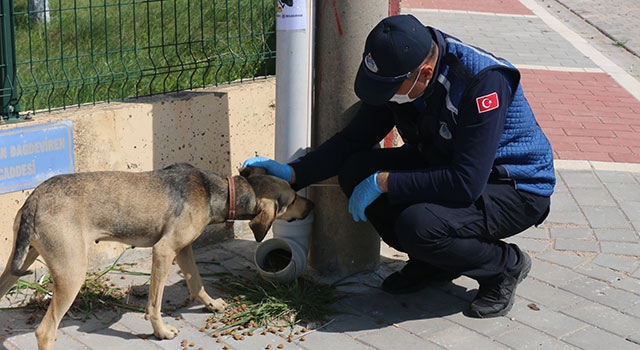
[469,251,532,318]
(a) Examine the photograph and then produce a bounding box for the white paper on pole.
[276,0,307,31]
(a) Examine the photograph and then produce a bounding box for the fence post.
[0,0,20,121]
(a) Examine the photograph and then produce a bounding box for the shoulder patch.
[476,92,499,114]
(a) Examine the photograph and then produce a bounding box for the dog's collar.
[225,176,236,229]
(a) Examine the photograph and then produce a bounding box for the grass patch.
[1,249,146,323]
[207,273,346,336]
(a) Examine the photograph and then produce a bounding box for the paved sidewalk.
[2,0,640,349]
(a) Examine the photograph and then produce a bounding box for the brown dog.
[0,163,313,350]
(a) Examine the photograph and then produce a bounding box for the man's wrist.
[288,165,296,184]
[376,171,389,192]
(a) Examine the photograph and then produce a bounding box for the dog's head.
[238,166,314,242]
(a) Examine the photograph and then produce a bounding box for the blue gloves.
[242,156,292,182]
[348,172,383,222]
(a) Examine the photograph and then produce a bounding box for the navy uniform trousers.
[337,145,550,283]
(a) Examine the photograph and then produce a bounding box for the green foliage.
[11,0,276,112]
[211,273,346,332]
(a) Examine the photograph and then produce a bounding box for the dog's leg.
[35,251,87,350]
[174,244,227,312]
[146,245,180,340]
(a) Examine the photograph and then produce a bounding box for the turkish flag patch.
[476,92,499,114]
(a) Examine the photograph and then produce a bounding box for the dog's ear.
[248,198,278,242]
[239,166,267,178]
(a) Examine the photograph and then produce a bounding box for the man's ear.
[422,64,434,81]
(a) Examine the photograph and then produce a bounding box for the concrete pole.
[308,1,388,276]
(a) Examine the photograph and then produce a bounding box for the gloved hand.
[348,172,383,222]
[242,156,292,182]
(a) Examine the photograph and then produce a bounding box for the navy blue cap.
[354,14,432,105]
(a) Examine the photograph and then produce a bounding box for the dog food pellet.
[266,345,272,349]
[120,275,126,279]
[223,346,229,350]
[175,316,181,320]
[189,342,195,347]
[277,344,284,349]
[181,339,188,346]
[199,327,205,332]
[300,336,306,341]
[216,338,222,343]
[301,328,308,333]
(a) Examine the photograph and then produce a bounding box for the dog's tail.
[0,202,38,298]
[11,200,38,277]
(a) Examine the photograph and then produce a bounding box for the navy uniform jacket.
[290,28,555,205]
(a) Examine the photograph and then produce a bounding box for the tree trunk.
[29,0,50,23]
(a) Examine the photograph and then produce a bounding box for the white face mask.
[390,68,424,104]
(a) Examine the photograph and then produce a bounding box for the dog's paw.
[205,298,227,312]
[153,324,180,340]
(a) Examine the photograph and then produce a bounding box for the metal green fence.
[1,0,276,120]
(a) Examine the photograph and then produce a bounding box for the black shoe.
[468,244,532,318]
[382,260,460,295]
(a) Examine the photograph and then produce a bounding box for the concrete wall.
[0,78,276,271]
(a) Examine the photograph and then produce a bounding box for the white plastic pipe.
[274,0,314,167]
[254,0,314,283]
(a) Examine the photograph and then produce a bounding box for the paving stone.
[545,209,589,225]
[517,278,584,309]
[495,323,580,349]
[560,276,638,310]
[560,300,640,337]
[611,276,640,295]
[592,253,640,273]
[294,331,371,350]
[561,171,607,189]
[325,311,388,339]
[549,227,594,240]
[506,236,551,253]
[594,170,640,184]
[562,326,640,350]
[73,322,160,350]
[576,263,625,283]
[550,191,580,211]
[529,260,585,287]
[581,206,632,229]
[605,183,640,202]
[594,229,639,242]
[570,188,617,207]
[600,241,640,256]
[518,225,550,240]
[554,238,599,252]
[428,324,513,350]
[356,325,440,350]
[445,311,519,338]
[535,250,592,269]
[396,316,458,340]
[509,301,588,338]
